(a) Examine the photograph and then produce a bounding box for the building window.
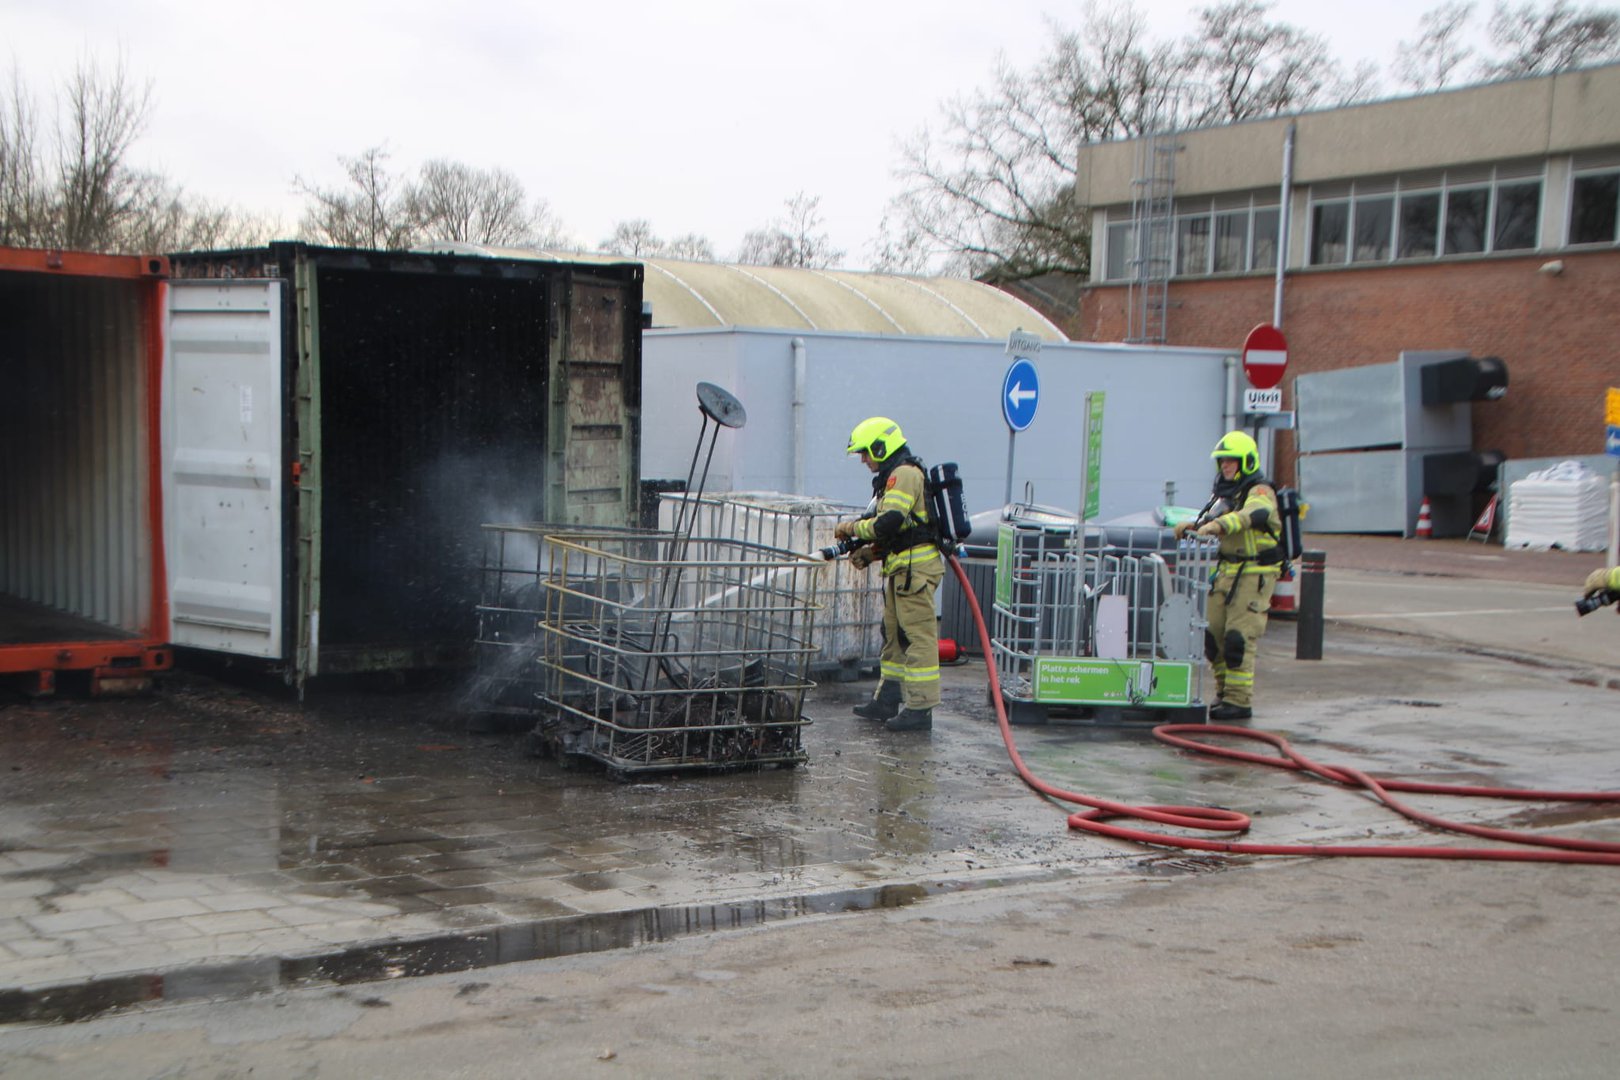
[1570,172,1619,245]
[1353,195,1394,262]
[1310,201,1349,265]
[1176,215,1211,275]
[1398,192,1440,258]
[1252,208,1279,270]
[1105,221,1134,280]
[1493,181,1540,250]
[1444,187,1489,254]
[1101,200,1277,281]
[1213,210,1247,272]
[1309,169,1544,266]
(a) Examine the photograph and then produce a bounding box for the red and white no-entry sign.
[1241,323,1288,390]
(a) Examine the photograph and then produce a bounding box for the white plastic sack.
[1503,461,1609,551]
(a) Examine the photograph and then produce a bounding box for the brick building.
[1055,62,1620,491]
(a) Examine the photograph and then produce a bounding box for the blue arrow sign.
[1607,424,1620,457]
[1002,357,1040,432]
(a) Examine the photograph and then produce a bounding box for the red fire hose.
[948,553,1620,865]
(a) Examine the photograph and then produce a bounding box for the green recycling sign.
[1032,657,1193,706]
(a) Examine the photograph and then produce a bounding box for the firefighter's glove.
[1196,520,1224,538]
[834,520,860,541]
[849,546,877,571]
[1173,521,1194,540]
[1585,567,1614,596]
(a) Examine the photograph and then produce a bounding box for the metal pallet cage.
[471,523,645,722]
[658,491,882,680]
[991,513,1217,723]
[513,529,822,774]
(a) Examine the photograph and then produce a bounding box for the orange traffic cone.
[1415,496,1433,539]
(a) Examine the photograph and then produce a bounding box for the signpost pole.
[1005,429,1016,509]
[1072,392,1104,652]
[1000,339,1041,510]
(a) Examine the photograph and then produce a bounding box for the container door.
[163,280,284,657]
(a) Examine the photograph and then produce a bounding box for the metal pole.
[1004,429,1016,509]
[1295,549,1326,660]
[1273,121,1295,331]
[1072,394,1097,654]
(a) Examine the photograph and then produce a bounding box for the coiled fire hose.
[948,553,1620,866]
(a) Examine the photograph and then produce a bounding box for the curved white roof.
[428,243,1067,341]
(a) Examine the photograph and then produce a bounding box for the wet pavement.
[3,535,1620,1024]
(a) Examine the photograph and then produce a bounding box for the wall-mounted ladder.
[1126,131,1179,344]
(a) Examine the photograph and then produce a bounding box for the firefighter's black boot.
[853,681,903,721]
[1208,702,1252,721]
[886,707,933,732]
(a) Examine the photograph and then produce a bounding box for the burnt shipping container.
[0,243,642,691]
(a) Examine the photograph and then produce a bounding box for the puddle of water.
[0,872,1074,1025]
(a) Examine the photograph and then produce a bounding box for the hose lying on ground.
[948,553,1620,866]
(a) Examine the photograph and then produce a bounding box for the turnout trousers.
[878,561,944,710]
[1205,571,1275,708]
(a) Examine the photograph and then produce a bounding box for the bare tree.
[866,215,936,275]
[54,57,156,250]
[172,201,281,251]
[1395,2,1479,90]
[1,57,289,254]
[1482,0,1620,76]
[298,149,572,252]
[0,67,48,246]
[735,231,789,266]
[295,146,414,249]
[736,193,844,268]
[601,218,665,256]
[780,193,843,268]
[123,181,281,253]
[1182,1,1340,123]
[406,159,560,245]
[889,0,1356,281]
[663,232,715,261]
[888,3,1168,280]
[736,227,793,266]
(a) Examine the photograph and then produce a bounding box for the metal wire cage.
[528,530,822,775]
[657,491,883,680]
[470,523,647,722]
[991,514,1218,720]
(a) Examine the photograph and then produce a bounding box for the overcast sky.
[8,0,1449,267]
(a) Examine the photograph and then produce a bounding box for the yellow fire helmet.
[1210,430,1260,476]
[847,417,905,462]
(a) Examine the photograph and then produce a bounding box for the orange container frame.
[0,248,174,694]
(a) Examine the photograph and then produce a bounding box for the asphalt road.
[5,855,1618,1079]
[3,542,1619,1077]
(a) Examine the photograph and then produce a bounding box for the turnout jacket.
[1212,478,1282,578]
[852,453,941,578]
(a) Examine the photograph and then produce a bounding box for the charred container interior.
[157,243,643,683]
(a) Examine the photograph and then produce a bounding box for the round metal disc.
[696,382,747,429]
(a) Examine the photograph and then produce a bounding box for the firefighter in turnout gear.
[1174,431,1281,721]
[835,417,944,732]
